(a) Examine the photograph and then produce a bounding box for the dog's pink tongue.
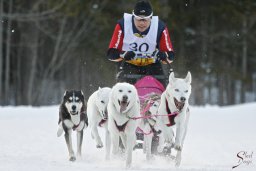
[120,102,127,113]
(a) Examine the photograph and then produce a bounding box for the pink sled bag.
[134,76,165,104]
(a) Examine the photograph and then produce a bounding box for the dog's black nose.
[72,105,76,110]
[122,95,128,101]
[180,97,186,102]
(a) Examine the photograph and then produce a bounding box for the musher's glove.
[156,51,167,61]
[121,51,136,60]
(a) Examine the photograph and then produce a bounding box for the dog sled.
[116,53,174,157]
[134,75,165,154]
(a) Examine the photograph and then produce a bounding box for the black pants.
[116,62,167,87]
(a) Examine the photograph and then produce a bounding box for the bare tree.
[4,0,13,104]
[0,0,3,104]
[27,25,39,104]
[1,0,66,21]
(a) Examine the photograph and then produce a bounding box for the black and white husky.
[57,90,88,161]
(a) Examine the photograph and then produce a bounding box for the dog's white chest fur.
[71,115,80,125]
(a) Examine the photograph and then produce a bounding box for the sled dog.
[57,90,88,161]
[87,87,111,153]
[158,72,192,166]
[107,82,140,168]
[137,93,162,160]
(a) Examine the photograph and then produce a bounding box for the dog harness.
[98,119,107,127]
[114,120,129,132]
[165,99,178,127]
[72,111,87,131]
[136,124,161,135]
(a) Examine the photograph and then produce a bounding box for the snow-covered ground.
[0,103,255,171]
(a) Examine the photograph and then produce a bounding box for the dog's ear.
[97,87,102,97]
[111,85,119,109]
[63,90,68,102]
[110,88,116,106]
[169,72,177,83]
[185,71,192,84]
[64,90,68,97]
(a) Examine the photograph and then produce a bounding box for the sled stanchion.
[163,58,173,74]
[119,60,125,70]
[116,59,126,81]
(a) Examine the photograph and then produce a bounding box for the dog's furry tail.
[57,122,64,137]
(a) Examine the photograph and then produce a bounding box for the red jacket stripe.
[159,27,173,52]
[108,24,123,51]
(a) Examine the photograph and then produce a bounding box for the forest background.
[0,0,255,106]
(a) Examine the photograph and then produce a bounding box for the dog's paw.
[96,144,103,148]
[125,163,131,169]
[69,156,76,162]
[163,146,171,156]
[175,159,181,167]
[175,152,181,167]
[164,141,174,148]
[174,145,182,151]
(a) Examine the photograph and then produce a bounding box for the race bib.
[122,13,158,54]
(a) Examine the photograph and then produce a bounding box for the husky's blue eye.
[119,89,123,92]
[175,89,179,92]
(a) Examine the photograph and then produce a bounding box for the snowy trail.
[0,103,256,171]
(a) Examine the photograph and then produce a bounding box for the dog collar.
[72,111,87,130]
[72,121,81,130]
[136,127,153,135]
[114,120,129,132]
[98,119,107,127]
[165,98,178,127]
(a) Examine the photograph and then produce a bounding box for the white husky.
[87,87,111,153]
[158,72,192,167]
[107,82,140,168]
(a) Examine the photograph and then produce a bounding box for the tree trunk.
[27,23,39,105]
[15,38,22,105]
[208,16,215,105]
[0,0,3,104]
[36,17,66,104]
[201,5,208,105]
[240,16,248,103]
[4,0,13,104]
[218,74,224,106]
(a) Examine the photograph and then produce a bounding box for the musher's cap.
[133,0,153,17]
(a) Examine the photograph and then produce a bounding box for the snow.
[0,103,256,171]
